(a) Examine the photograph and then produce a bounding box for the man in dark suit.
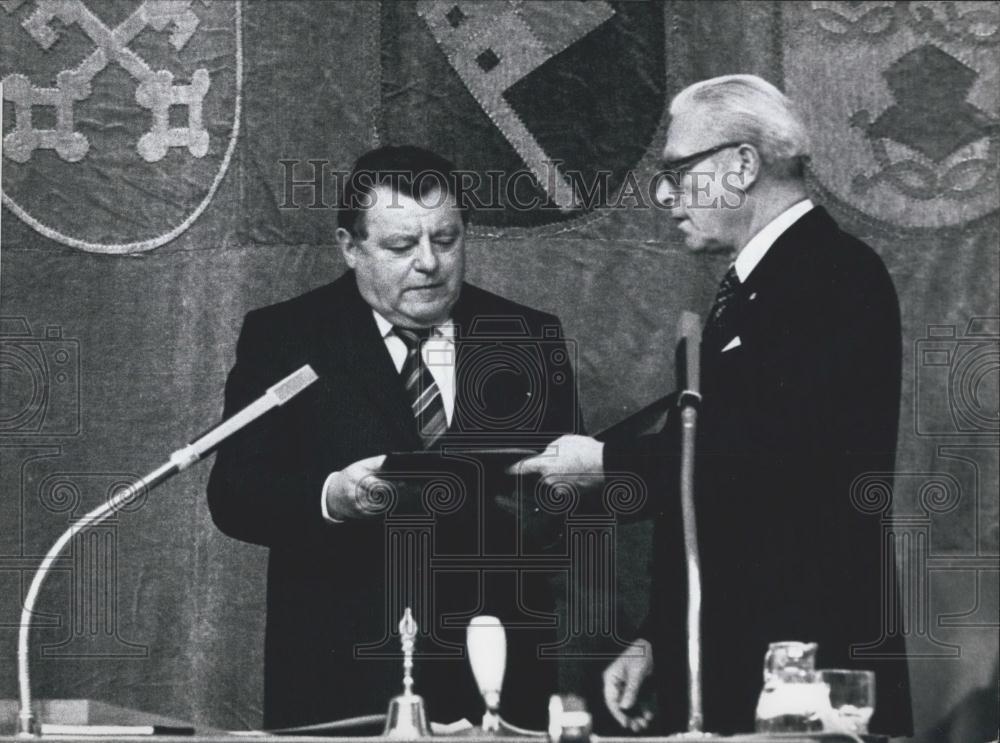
[207,146,579,730]
[518,75,912,736]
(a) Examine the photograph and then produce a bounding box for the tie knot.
[704,265,742,344]
[713,265,741,304]
[720,265,740,292]
[394,326,435,350]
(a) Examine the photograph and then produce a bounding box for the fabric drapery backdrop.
[2,2,997,741]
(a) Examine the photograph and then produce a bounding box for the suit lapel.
[322,275,421,448]
[704,207,832,373]
[450,284,474,399]
[449,284,491,437]
[315,280,503,447]
[741,206,833,298]
[449,286,538,441]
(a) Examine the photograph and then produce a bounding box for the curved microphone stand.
[16,365,318,737]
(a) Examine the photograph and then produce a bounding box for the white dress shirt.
[322,310,458,522]
[733,198,814,282]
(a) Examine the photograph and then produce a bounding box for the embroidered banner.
[1,0,242,252]
[783,1,999,229]
[379,0,666,227]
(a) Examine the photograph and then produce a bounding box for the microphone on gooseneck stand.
[466,615,507,732]
[16,365,319,737]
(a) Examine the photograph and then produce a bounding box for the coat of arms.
[2,0,242,252]
[379,0,666,228]
[783,1,998,229]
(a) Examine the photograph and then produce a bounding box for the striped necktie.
[703,265,741,352]
[394,326,448,448]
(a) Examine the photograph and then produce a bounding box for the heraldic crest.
[2,0,242,253]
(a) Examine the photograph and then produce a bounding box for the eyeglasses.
[661,141,744,182]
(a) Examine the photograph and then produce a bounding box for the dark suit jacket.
[207,272,581,729]
[604,207,913,736]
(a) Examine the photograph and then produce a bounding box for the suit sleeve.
[776,239,901,518]
[206,310,332,547]
[831,249,901,463]
[603,411,685,642]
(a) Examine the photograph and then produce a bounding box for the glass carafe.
[754,641,831,733]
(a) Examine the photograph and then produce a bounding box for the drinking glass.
[818,668,875,735]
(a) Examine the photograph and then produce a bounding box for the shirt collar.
[733,198,814,282]
[372,310,455,341]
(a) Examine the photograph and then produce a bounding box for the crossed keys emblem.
[2,0,211,163]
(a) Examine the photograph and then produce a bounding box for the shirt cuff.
[321,471,344,524]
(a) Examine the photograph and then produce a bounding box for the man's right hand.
[603,638,655,731]
[509,434,605,485]
[324,454,390,520]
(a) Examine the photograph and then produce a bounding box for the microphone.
[171,363,319,469]
[676,312,703,734]
[466,615,507,732]
[16,365,318,737]
[677,310,702,403]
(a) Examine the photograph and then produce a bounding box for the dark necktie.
[394,326,448,448]
[703,265,741,352]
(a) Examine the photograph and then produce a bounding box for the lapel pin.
[749,292,757,301]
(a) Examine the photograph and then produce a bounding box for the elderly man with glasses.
[517,75,913,737]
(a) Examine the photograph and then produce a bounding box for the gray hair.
[670,74,810,171]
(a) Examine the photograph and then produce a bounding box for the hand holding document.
[508,434,605,484]
[323,454,390,520]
